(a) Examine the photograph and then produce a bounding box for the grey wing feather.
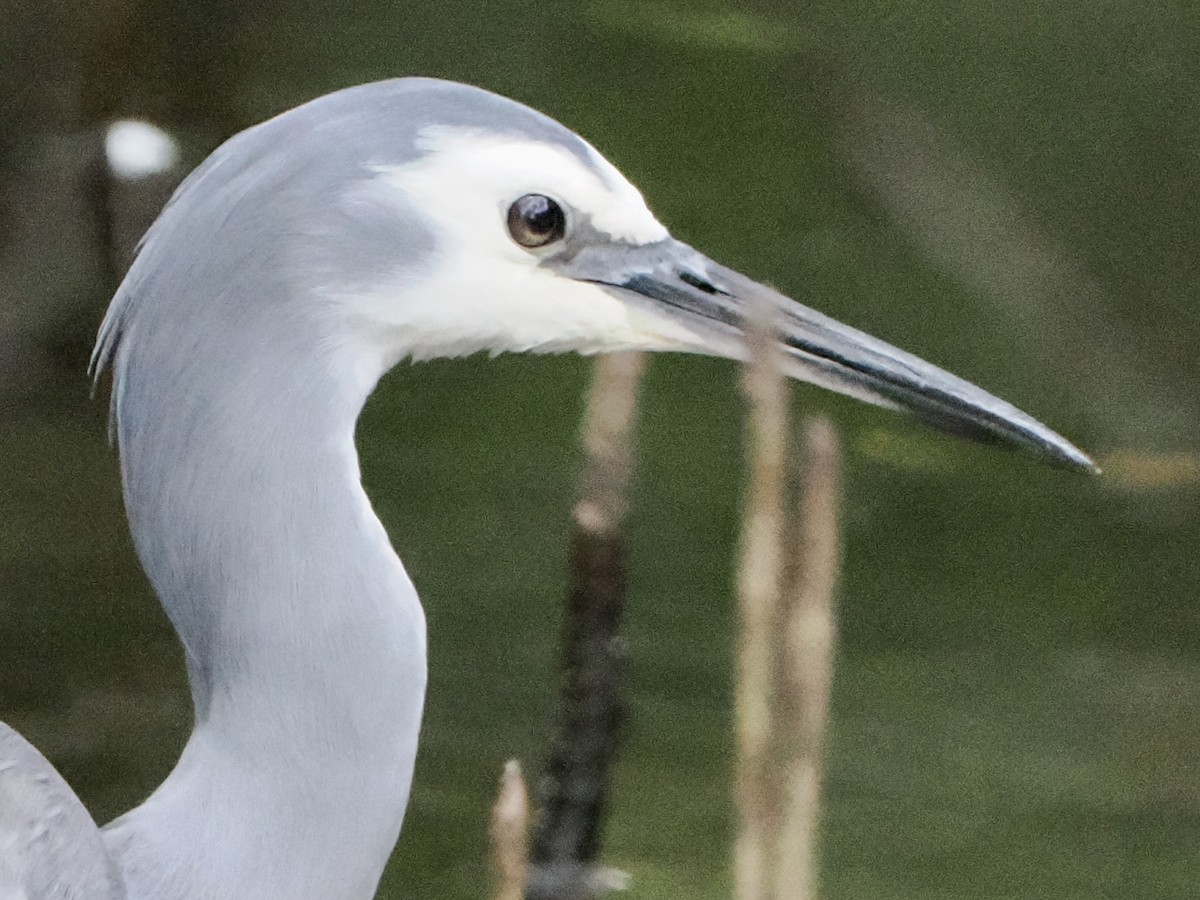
[0,723,125,899]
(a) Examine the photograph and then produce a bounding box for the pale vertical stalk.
[491,760,531,900]
[774,419,840,900]
[528,351,646,899]
[735,305,789,900]
[575,351,648,539]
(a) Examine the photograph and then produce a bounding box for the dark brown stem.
[527,352,646,900]
[80,0,145,292]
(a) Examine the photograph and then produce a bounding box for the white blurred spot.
[105,120,180,180]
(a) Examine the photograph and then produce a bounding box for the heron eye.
[507,194,566,248]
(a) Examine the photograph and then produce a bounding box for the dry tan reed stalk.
[574,352,649,537]
[491,760,531,900]
[735,303,790,900]
[773,419,840,900]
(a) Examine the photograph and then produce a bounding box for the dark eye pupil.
[507,194,566,248]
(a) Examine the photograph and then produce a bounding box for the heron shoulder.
[0,722,126,899]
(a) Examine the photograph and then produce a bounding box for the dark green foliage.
[1,2,1198,897]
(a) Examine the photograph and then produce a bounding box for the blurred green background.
[2,1,1198,897]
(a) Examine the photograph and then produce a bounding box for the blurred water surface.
[1,1,1198,897]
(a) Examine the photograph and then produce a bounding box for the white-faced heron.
[0,77,1095,900]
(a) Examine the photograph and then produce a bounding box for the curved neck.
[100,318,425,900]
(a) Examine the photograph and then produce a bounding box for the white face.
[334,126,709,367]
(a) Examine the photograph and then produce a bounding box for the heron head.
[99,78,1094,471]
[335,83,1093,471]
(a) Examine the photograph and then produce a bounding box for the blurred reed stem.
[736,302,841,900]
[527,351,646,899]
[773,419,839,900]
[735,299,790,900]
[491,760,531,900]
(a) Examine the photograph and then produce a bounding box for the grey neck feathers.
[98,287,426,900]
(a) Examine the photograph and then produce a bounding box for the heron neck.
[101,327,425,900]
